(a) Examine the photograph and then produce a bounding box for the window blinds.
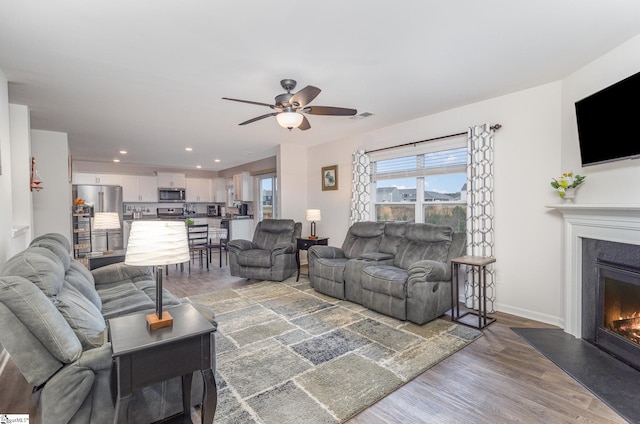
[372,147,467,181]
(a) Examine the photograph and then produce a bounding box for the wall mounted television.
[575,70,640,166]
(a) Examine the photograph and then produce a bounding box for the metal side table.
[451,255,496,329]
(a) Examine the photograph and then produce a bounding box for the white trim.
[546,204,640,338]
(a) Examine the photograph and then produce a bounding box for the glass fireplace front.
[596,261,640,370]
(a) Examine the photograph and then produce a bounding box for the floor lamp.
[125,221,189,330]
[93,212,121,254]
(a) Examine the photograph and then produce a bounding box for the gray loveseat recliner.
[308,221,465,324]
[228,219,302,281]
[0,233,217,424]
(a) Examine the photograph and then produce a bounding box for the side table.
[109,303,217,423]
[296,237,329,281]
[87,250,126,270]
[450,255,496,329]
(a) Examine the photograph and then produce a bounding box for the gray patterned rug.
[189,277,482,424]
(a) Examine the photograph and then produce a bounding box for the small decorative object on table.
[551,171,585,202]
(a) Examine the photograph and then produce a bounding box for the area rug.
[189,277,482,424]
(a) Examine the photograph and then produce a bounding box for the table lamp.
[93,212,121,254]
[125,221,189,330]
[306,209,321,239]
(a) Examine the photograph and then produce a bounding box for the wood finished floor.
[0,262,628,423]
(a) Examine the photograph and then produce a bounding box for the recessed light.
[196,165,202,169]
[185,147,193,152]
[214,159,221,163]
[119,150,127,154]
[113,159,120,163]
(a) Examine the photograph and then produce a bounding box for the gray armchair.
[228,219,302,281]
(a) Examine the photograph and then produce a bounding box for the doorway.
[258,174,277,220]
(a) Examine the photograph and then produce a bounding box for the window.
[371,144,467,231]
[258,174,277,220]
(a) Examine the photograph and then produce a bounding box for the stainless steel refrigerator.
[72,184,124,252]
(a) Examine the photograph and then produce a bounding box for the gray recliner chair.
[227,219,302,281]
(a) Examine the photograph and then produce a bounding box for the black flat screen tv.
[575,70,640,166]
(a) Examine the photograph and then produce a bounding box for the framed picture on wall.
[322,165,338,191]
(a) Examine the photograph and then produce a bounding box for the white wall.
[31,130,71,241]
[9,104,33,247]
[277,144,309,226]
[300,82,565,325]
[561,33,640,203]
[0,70,13,263]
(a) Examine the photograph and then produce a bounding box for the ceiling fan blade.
[239,112,278,126]
[302,106,357,116]
[290,86,321,108]
[222,97,275,109]
[298,115,311,131]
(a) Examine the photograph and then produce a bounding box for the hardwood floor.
[0,262,628,423]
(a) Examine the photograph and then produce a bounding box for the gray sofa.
[308,221,465,324]
[228,219,302,281]
[0,233,217,424]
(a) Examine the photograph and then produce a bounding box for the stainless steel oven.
[158,188,186,202]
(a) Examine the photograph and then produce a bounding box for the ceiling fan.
[222,79,357,130]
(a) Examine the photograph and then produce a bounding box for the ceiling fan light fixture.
[276,112,304,129]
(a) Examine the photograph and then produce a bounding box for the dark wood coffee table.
[109,303,217,423]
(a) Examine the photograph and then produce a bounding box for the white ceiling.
[2,1,640,172]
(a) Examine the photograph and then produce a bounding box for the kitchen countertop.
[123,214,252,221]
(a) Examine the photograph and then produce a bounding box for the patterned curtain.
[465,124,496,312]
[350,149,371,225]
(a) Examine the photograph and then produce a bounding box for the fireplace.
[595,260,640,370]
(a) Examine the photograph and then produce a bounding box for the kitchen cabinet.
[211,178,226,203]
[121,175,158,202]
[186,178,212,203]
[233,172,254,202]
[157,172,186,188]
[73,173,122,185]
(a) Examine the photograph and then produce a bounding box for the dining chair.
[187,223,209,273]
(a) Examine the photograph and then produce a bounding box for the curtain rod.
[365,124,502,154]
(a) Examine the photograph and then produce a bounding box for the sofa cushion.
[252,219,295,250]
[30,237,72,271]
[97,281,156,319]
[0,247,65,297]
[235,249,271,268]
[1,247,106,350]
[394,224,453,270]
[66,261,101,311]
[313,257,349,283]
[55,283,106,349]
[379,222,407,255]
[341,222,385,259]
[31,233,72,253]
[361,265,409,299]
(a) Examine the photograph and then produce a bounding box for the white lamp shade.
[125,221,190,266]
[276,112,304,129]
[306,209,321,221]
[93,212,121,230]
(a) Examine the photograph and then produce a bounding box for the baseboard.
[495,302,564,328]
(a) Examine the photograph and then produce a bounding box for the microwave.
[158,188,186,202]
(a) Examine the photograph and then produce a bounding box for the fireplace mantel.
[547,204,640,338]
